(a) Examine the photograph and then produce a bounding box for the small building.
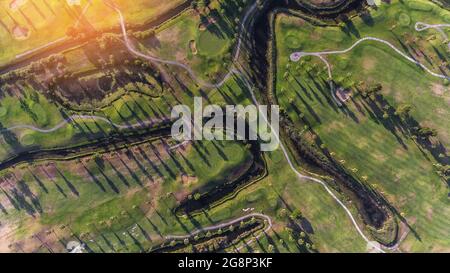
[336,87,352,103]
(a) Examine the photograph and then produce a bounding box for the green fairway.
[197,30,230,56]
[1,0,449,254]
[0,0,185,66]
[138,0,248,81]
[273,0,450,252]
[0,137,252,248]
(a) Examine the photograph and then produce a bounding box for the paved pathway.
[290,28,450,105]
[103,0,386,252]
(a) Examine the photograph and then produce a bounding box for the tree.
[290,209,302,220]
[193,193,201,200]
[278,208,287,218]
[416,127,437,139]
[395,104,412,120]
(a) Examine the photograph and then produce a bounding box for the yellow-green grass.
[150,147,370,253]
[0,71,376,253]
[82,0,185,30]
[120,76,374,253]
[0,0,185,65]
[197,29,230,56]
[0,138,252,250]
[0,0,74,65]
[274,0,450,252]
[139,0,250,82]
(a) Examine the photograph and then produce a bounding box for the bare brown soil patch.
[189,40,198,55]
[180,173,198,185]
[431,83,446,96]
[362,56,376,71]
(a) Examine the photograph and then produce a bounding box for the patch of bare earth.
[0,223,15,252]
[431,83,446,96]
[180,174,198,185]
[362,56,376,71]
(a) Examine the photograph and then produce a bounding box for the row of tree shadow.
[281,73,450,241]
[0,125,235,220]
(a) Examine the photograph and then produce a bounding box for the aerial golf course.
[0,0,448,254]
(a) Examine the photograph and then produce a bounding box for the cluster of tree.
[433,163,450,179]
[65,25,89,41]
[26,53,66,76]
[0,54,67,101]
[358,82,383,98]
[191,0,212,14]
[96,33,122,50]
[411,126,438,140]
[394,103,413,120]
[152,217,264,253]
[132,29,156,40]
[0,70,24,85]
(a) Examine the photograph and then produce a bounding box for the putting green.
[398,13,411,27]
[285,35,302,49]
[20,132,35,146]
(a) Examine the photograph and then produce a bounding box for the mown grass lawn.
[274,0,450,252]
[139,0,249,81]
[0,0,185,65]
[0,136,253,250]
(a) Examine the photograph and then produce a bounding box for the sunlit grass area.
[0,0,185,65]
[274,0,450,252]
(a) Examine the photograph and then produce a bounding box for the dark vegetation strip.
[150,217,266,253]
[0,0,193,74]
[250,0,396,240]
[175,138,267,216]
[293,0,366,16]
[49,70,165,112]
[431,0,449,9]
[0,121,173,172]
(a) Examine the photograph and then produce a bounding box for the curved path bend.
[103,0,257,90]
[165,213,272,253]
[415,22,450,50]
[3,0,426,253]
[290,25,450,105]
[1,114,167,134]
[101,0,386,252]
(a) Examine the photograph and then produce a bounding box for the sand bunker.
[189,40,198,55]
